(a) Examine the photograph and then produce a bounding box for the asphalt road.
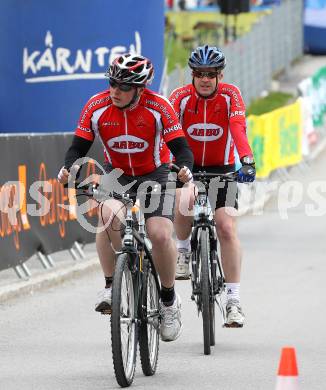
[1,153,326,390]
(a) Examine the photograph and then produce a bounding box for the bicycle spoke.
[120,317,133,324]
[139,263,160,376]
[147,309,159,316]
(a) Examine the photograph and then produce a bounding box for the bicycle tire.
[199,229,211,355]
[139,259,160,376]
[210,297,215,346]
[210,250,218,346]
[111,253,137,387]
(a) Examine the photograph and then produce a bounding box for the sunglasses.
[109,79,135,92]
[193,71,220,79]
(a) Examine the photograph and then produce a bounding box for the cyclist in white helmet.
[58,53,195,341]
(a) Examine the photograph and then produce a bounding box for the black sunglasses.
[193,71,220,79]
[109,78,135,92]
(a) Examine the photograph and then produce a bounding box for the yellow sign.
[247,100,303,178]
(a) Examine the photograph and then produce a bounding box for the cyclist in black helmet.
[169,45,255,327]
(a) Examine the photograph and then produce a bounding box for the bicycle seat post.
[195,182,209,222]
[136,202,145,237]
[123,194,134,247]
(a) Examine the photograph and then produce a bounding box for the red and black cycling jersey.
[169,82,253,167]
[75,88,185,176]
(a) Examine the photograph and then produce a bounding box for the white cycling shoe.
[95,287,112,313]
[175,250,191,280]
[159,294,182,341]
[224,299,245,328]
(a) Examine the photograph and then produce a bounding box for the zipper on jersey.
[124,111,135,176]
[201,100,207,166]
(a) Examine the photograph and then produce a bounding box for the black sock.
[160,285,175,306]
[105,276,113,289]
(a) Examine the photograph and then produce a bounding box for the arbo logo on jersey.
[108,135,149,153]
[187,123,223,141]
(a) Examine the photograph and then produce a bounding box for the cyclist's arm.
[221,83,253,160]
[166,136,194,172]
[64,135,93,170]
[64,92,101,170]
[229,119,253,160]
[156,93,193,181]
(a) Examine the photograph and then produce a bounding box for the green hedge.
[247,92,294,116]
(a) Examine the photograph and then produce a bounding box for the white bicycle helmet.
[105,54,154,86]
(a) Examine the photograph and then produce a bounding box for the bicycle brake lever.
[169,163,180,173]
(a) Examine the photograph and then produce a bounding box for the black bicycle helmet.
[188,45,226,70]
[105,54,154,86]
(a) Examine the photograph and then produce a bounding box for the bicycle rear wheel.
[139,259,160,376]
[213,248,226,330]
[111,253,137,387]
[199,229,211,355]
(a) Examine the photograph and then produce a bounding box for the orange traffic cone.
[275,347,299,390]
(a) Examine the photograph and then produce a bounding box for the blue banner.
[304,0,326,53]
[0,0,164,133]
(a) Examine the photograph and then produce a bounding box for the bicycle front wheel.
[209,249,218,347]
[199,229,211,355]
[210,294,215,346]
[111,253,137,387]
[139,259,160,376]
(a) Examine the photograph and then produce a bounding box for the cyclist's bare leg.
[174,188,193,240]
[173,188,194,279]
[147,216,183,341]
[96,199,126,276]
[146,216,177,288]
[214,207,241,283]
[215,208,245,326]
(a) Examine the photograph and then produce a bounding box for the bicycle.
[190,171,238,355]
[74,182,161,387]
[170,164,238,355]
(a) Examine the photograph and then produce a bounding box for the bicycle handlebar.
[64,180,172,204]
[170,163,238,182]
[62,163,239,203]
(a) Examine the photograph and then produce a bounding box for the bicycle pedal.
[223,322,243,328]
[101,309,112,315]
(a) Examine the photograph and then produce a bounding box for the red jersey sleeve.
[220,83,253,159]
[169,85,192,121]
[155,95,185,143]
[74,99,95,142]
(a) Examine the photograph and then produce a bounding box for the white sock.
[225,283,240,302]
[176,237,191,252]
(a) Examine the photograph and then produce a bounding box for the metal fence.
[164,0,304,105]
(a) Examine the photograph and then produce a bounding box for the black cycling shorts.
[102,163,175,221]
[193,165,238,210]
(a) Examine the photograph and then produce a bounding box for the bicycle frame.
[190,172,238,322]
[192,179,226,280]
[74,182,161,320]
[114,194,160,325]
